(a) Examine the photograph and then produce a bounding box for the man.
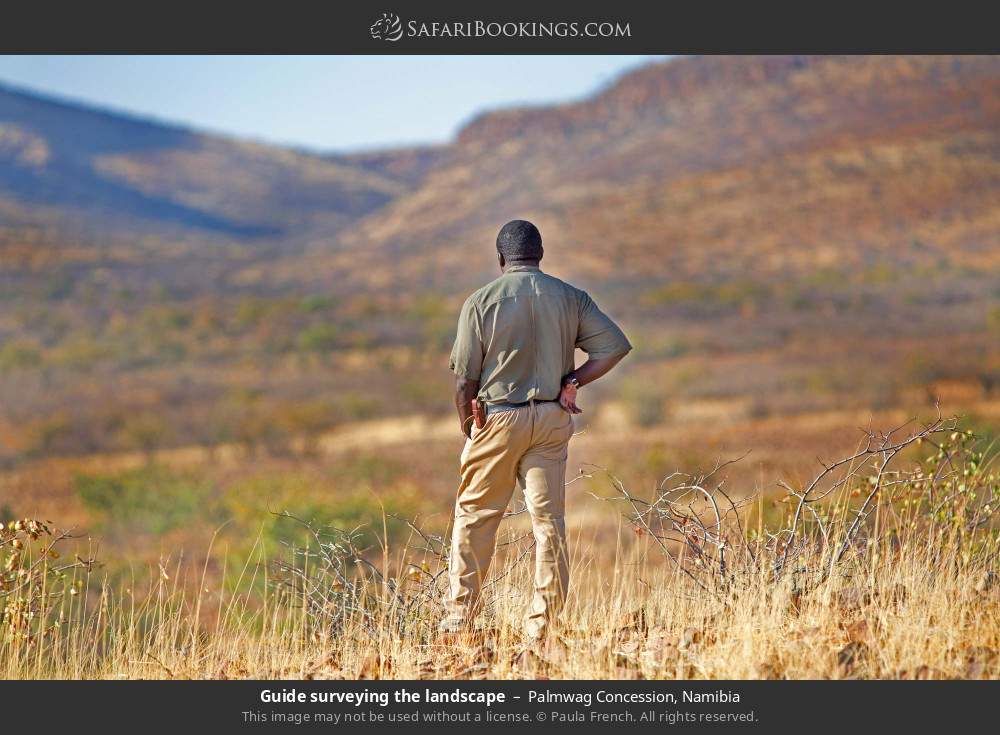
[442,219,631,641]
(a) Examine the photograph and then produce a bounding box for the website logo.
[370,12,403,42]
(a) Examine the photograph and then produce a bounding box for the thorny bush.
[272,414,999,640]
[1,518,97,645]
[594,414,999,600]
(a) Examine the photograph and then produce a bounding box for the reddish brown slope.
[310,55,1000,297]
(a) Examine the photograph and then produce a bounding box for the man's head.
[496,220,543,268]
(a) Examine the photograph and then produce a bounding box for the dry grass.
[3,542,997,681]
[3,421,999,681]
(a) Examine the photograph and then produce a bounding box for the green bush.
[52,335,114,371]
[0,340,41,373]
[25,412,73,457]
[278,399,338,457]
[0,503,16,524]
[619,377,671,428]
[75,466,212,535]
[407,295,454,351]
[222,473,417,552]
[333,453,405,487]
[988,305,1000,337]
[299,294,337,313]
[118,413,170,460]
[641,279,771,315]
[296,323,340,353]
[338,395,380,421]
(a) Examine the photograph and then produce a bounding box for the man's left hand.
[559,382,582,414]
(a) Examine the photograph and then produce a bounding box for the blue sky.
[0,55,665,152]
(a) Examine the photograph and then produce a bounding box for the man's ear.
[498,252,505,269]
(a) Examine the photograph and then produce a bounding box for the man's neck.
[501,260,541,273]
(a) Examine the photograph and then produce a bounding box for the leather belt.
[484,398,557,416]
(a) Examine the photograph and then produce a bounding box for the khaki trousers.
[443,400,574,639]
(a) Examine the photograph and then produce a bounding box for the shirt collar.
[504,264,541,274]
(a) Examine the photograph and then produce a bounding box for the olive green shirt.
[449,265,631,404]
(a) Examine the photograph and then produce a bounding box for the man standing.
[442,220,631,641]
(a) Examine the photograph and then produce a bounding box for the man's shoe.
[435,630,469,646]
[512,646,547,677]
[435,617,477,646]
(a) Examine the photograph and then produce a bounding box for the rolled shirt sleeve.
[449,296,484,380]
[575,291,632,359]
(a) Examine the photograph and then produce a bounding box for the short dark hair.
[496,220,543,263]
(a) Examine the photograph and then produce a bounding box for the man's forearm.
[564,353,627,387]
[454,376,480,438]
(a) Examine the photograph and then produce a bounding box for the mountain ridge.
[320,55,1000,296]
[0,81,409,242]
[2,55,999,300]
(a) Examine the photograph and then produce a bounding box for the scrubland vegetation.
[3,418,998,680]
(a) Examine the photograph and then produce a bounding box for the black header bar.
[1,2,997,54]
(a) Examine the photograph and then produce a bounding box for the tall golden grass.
[2,420,998,680]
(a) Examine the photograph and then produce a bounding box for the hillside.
[326,55,1000,294]
[1,55,999,469]
[0,83,407,243]
[4,56,999,293]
